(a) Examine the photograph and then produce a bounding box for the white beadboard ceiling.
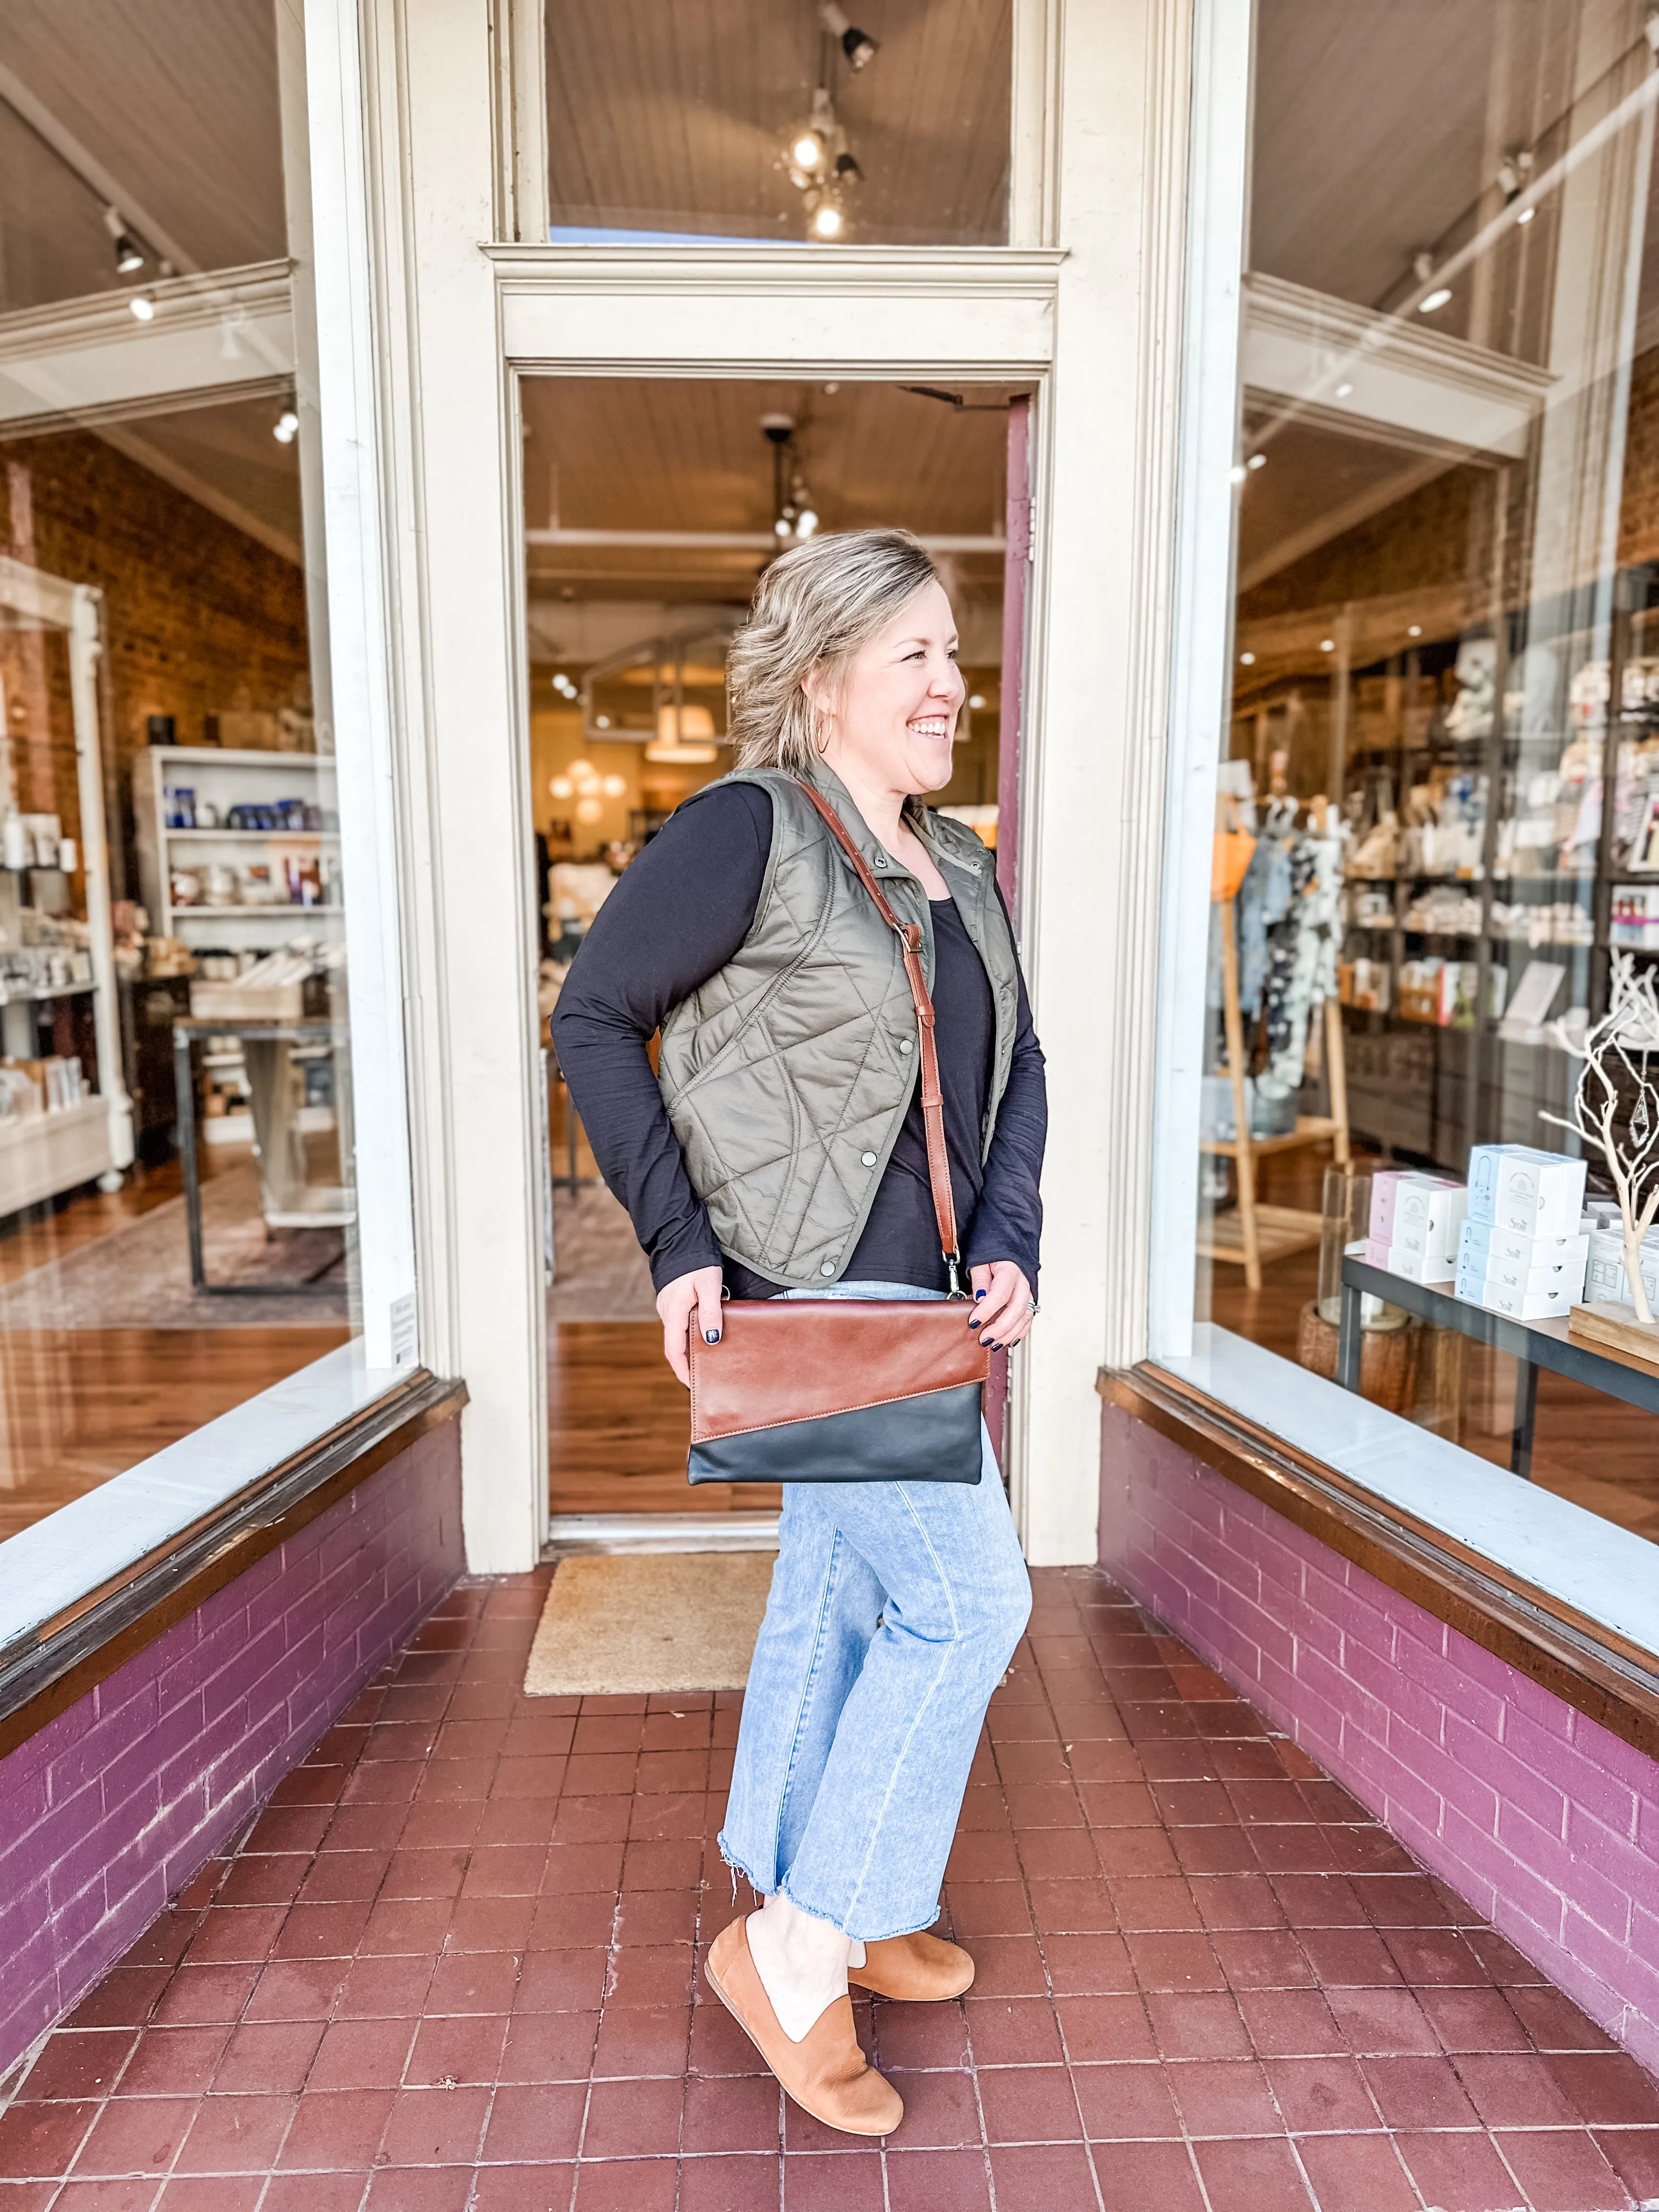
[522,375,1013,605]
[545,0,1011,246]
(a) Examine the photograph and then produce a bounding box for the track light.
[128,292,156,322]
[1419,287,1452,314]
[806,191,846,240]
[101,205,144,275]
[272,409,300,444]
[820,2,878,70]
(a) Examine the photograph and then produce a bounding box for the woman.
[551,527,1046,2137]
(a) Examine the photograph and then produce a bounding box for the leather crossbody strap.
[798,783,964,1289]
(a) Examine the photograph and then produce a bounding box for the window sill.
[1100,1356,1659,1768]
[0,1364,465,1759]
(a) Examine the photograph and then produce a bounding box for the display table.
[1337,1254,1659,1478]
[173,1018,352,1294]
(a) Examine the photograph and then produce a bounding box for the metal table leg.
[1337,1280,1363,1392]
[173,1026,207,1291]
[1510,1358,1539,1478]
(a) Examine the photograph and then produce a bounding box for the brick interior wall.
[1,433,308,889]
[1099,1402,1659,2078]
[0,1419,462,2082]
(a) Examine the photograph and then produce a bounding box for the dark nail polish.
[969,1316,981,1327]
[974,1289,986,1300]
[705,1330,721,1343]
[982,1339,998,1351]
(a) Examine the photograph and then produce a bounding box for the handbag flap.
[689,1299,989,1444]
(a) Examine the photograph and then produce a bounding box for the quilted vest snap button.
[861,1151,877,1166]
[820,1262,836,1276]
[899,1039,913,1054]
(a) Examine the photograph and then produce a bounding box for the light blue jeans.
[719,1282,1033,1942]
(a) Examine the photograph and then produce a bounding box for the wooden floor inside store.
[1208,1147,1659,1547]
[0,1160,349,1541]
[548,1321,779,1518]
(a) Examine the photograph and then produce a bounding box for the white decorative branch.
[1543,951,1659,1324]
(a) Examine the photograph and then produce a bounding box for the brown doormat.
[524,1551,777,1696]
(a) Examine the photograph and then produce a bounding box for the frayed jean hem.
[717,1833,940,1945]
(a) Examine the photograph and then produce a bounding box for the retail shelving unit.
[133,747,343,947]
[1322,571,1659,1178]
[0,557,133,1216]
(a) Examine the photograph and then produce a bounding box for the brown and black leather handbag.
[686,787,990,1487]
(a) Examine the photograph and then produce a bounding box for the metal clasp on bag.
[946,1250,971,1299]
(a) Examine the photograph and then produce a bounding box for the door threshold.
[543,1511,780,1556]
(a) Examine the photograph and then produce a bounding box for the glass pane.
[545,0,1012,246]
[0,13,400,1560]
[1195,0,1659,1549]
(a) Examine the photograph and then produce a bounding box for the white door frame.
[342,0,1202,1572]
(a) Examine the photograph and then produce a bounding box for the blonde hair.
[726,528,939,774]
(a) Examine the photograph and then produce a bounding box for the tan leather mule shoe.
[849,1931,975,2002]
[704,1917,903,2137]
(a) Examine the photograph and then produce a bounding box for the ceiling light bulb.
[576,797,603,824]
[128,292,156,321]
[1419,287,1453,313]
[968,694,986,710]
[1320,638,1335,652]
[1246,453,1266,471]
[1240,652,1256,667]
[1408,625,1423,638]
[569,760,594,780]
[114,234,144,274]
[1228,464,1248,484]
[595,715,610,729]
[791,130,827,174]
[550,776,573,799]
[809,198,845,240]
[1334,381,1354,399]
[602,774,627,797]
[273,409,300,444]
[1516,205,1536,225]
[794,508,819,539]
[774,516,793,539]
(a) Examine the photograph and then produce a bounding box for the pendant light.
[646,703,719,765]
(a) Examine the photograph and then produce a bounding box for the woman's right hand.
[656,1264,726,1387]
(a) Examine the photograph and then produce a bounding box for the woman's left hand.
[968,1261,1037,1351]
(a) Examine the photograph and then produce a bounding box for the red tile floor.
[4,1566,1659,2211]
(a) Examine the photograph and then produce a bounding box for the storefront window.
[545,0,1012,246]
[1173,3,1659,1602]
[0,16,412,1606]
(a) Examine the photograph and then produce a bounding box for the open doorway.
[523,375,1026,1520]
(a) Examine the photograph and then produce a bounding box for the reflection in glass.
[1198,0,1659,1545]
[546,0,1011,246]
[0,13,366,1543]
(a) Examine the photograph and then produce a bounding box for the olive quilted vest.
[657,764,1021,1289]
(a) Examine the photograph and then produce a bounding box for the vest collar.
[800,761,988,885]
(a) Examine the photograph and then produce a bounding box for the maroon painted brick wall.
[1099,1401,1659,2076]
[0,1419,462,2079]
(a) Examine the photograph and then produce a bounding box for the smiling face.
[806,579,966,797]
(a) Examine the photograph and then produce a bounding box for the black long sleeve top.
[550,782,1046,1299]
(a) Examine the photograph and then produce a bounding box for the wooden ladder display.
[1198,888,1351,1293]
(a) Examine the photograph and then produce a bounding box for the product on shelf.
[1455,1216,1589,1319]
[1364,1171,1466,1285]
[1467,1143,1588,1239]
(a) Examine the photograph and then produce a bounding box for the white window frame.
[1145,0,1659,1662]
[0,0,425,1637]
[340,0,1205,1572]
